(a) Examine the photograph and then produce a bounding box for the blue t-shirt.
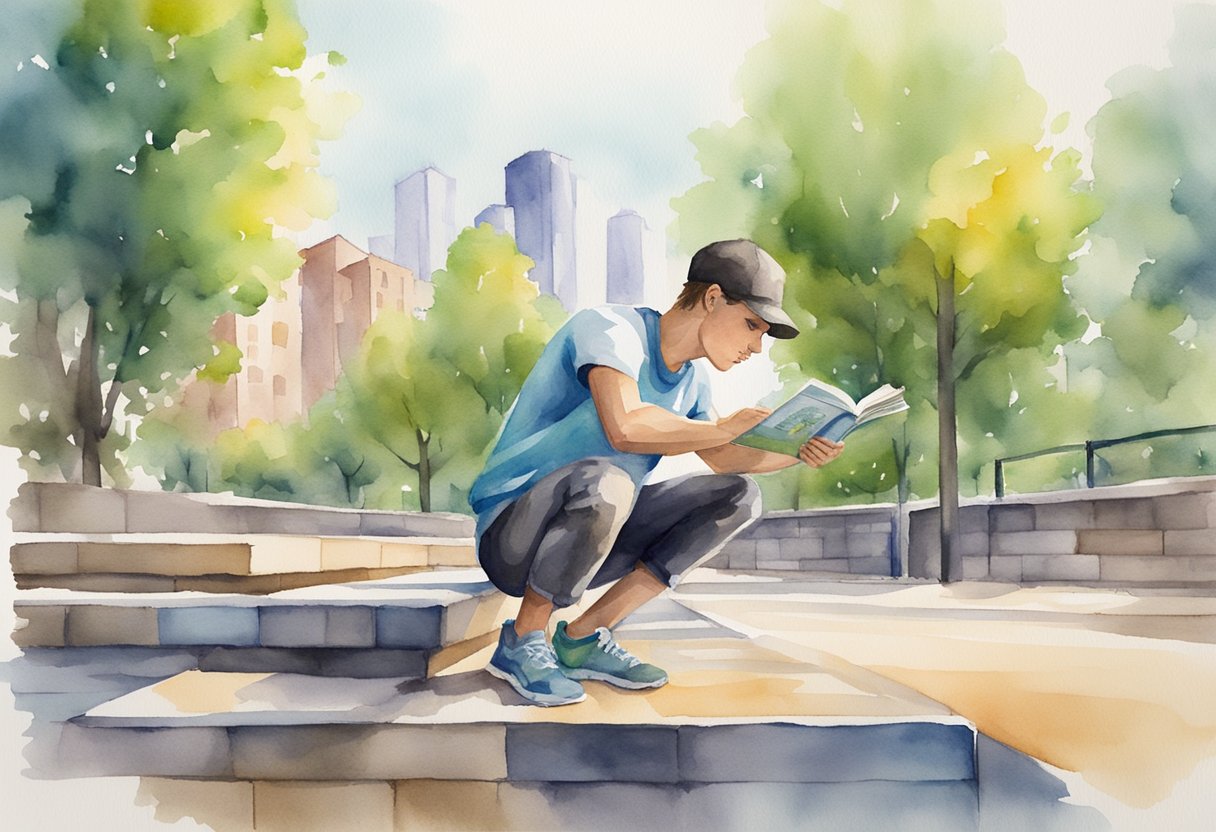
[468,305,714,537]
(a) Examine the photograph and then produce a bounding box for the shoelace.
[596,629,641,668]
[521,640,559,670]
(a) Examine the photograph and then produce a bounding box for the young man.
[468,239,844,706]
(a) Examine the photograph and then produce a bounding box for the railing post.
[1085,440,1095,488]
[994,458,1004,499]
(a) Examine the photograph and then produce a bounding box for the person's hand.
[799,436,844,468]
[719,407,772,439]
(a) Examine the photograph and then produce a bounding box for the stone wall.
[706,505,899,577]
[8,482,474,538]
[907,476,1216,586]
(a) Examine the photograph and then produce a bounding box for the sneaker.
[553,621,668,690]
[486,620,586,706]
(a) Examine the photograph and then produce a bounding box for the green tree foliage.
[133,225,564,512]
[0,0,356,485]
[342,224,565,512]
[1065,3,1216,476]
[673,0,1097,577]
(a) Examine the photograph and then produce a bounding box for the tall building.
[606,209,648,305]
[300,235,367,410]
[367,234,395,262]
[474,204,515,237]
[335,253,415,371]
[505,150,578,310]
[394,167,457,281]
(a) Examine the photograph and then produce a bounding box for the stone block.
[990,531,1077,557]
[320,538,381,572]
[248,537,323,575]
[1101,556,1216,583]
[393,780,506,832]
[1021,554,1100,582]
[1077,530,1163,556]
[702,551,731,569]
[55,723,231,777]
[324,607,376,648]
[764,560,802,570]
[259,607,326,647]
[20,574,177,593]
[1164,531,1216,557]
[77,542,252,576]
[959,506,990,534]
[961,557,991,580]
[178,574,283,594]
[253,781,394,832]
[233,724,506,780]
[907,510,940,580]
[677,723,975,783]
[755,539,783,561]
[375,606,443,649]
[506,724,678,783]
[1093,499,1154,529]
[158,607,260,647]
[849,556,892,575]
[66,606,159,646]
[801,515,846,533]
[721,538,755,558]
[1033,501,1096,531]
[12,605,66,647]
[989,557,1022,582]
[137,778,254,832]
[761,518,801,539]
[846,532,890,559]
[380,542,429,569]
[8,482,41,531]
[819,528,848,554]
[780,537,824,559]
[428,543,478,566]
[728,549,757,570]
[1153,494,1216,530]
[806,558,851,572]
[39,484,127,533]
[958,533,990,557]
[11,542,79,575]
[990,505,1034,532]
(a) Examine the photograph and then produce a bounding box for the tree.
[344,224,565,512]
[672,0,1098,579]
[1065,3,1216,481]
[0,0,356,486]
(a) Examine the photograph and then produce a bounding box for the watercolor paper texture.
[2,0,1215,829]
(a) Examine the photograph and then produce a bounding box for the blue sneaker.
[553,621,668,690]
[486,620,586,706]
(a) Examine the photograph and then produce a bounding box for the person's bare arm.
[587,366,769,455]
[697,435,845,474]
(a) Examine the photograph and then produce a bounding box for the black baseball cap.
[687,239,799,339]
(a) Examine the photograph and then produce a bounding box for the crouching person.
[467,240,844,705]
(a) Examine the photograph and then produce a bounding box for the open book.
[732,379,909,456]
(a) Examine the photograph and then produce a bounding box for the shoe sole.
[561,667,668,690]
[486,662,586,706]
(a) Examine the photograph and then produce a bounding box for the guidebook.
[732,379,909,456]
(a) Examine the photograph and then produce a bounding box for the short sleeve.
[686,370,714,422]
[568,309,646,387]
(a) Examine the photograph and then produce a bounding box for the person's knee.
[721,474,762,521]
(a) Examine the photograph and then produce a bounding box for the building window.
[248,366,263,383]
[273,374,286,396]
[380,271,389,288]
[247,324,258,341]
[247,343,259,362]
[376,291,384,309]
[272,321,288,347]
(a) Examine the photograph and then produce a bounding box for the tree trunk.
[416,428,432,512]
[74,304,103,486]
[936,262,961,582]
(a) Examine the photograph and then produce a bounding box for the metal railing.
[994,424,1216,498]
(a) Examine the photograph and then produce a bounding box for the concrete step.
[11,533,477,593]
[10,570,510,679]
[10,481,474,537]
[24,600,975,800]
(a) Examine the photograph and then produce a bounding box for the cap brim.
[742,299,800,339]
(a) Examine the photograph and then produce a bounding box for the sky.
[295,0,1204,256]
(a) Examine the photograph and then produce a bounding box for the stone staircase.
[7,484,1083,829]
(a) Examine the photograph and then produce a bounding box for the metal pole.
[1085,440,1095,488]
[994,458,1004,499]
